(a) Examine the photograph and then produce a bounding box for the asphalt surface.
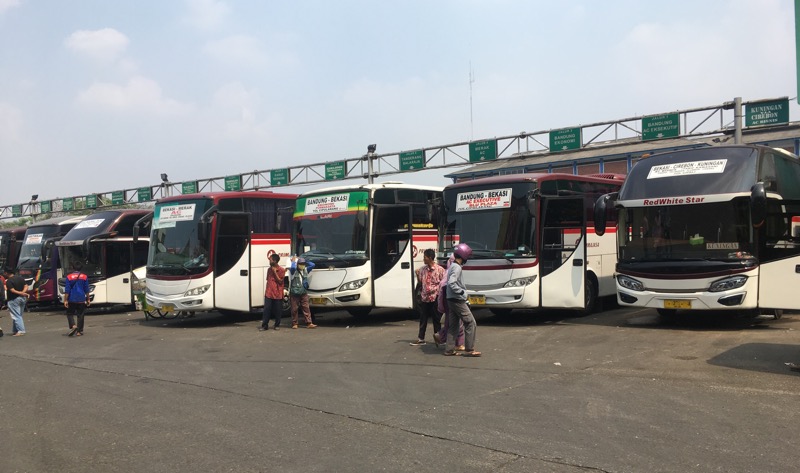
[1,302,799,473]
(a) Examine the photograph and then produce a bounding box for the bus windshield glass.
[442,183,535,258]
[18,225,61,270]
[149,199,212,276]
[293,191,369,266]
[60,244,104,278]
[618,199,755,262]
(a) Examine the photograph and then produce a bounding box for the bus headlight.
[131,274,147,292]
[709,275,747,292]
[617,275,644,292]
[88,285,96,293]
[184,284,210,297]
[339,278,367,291]
[504,276,536,288]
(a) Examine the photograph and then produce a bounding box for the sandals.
[443,351,460,356]
[462,350,482,357]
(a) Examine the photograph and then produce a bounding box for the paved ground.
[1,302,798,473]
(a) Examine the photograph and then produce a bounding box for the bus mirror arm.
[750,183,767,228]
[133,213,154,243]
[526,190,539,216]
[594,193,617,236]
[83,232,116,259]
[198,205,219,244]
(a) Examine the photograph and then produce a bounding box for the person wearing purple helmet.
[443,243,481,357]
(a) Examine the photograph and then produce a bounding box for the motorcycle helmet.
[452,243,473,262]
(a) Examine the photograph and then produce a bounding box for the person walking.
[4,266,30,337]
[0,271,6,337]
[443,244,481,357]
[288,256,316,329]
[410,249,445,346]
[63,261,90,336]
[260,253,286,331]
[433,255,465,350]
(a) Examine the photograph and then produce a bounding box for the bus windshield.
[293,191,369,267]
[442,183,535,258]
[60,244,104,278]
[18,225,60,270]
[149,199,212,276]
[618,199,755,262]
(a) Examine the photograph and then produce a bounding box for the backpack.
[0,275,6,304]
[289,268,308,296]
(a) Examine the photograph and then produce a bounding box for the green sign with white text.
[112,191,125,205]
[642,113,680,141]
[12,205,21,217]
[746,99,789,127]
[325,161,346,181]
[40,201,51,213]
[225,175,241,191]
[271,169,289,186]
[182,181,198,194]
[550,128,582,152]
[469,140,497,162]
[400,150,426,170]
[63,198,74,211]
[138,187,152,202]
[86,195,97,208]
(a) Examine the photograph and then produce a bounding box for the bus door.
[105,241,134,304]
[539,196,586,309]
[213,213,252,312]
[757,204,800,310]
[372,205,414,309]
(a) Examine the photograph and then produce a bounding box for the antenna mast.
[469,61,475,140]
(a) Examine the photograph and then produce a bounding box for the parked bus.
[141,191,296,314]
[56,209,151,307]
[440,173,624,315]
[17,215,85,305]
[594,144,800,318]
[293,182,442,316]
[0,226,26,271]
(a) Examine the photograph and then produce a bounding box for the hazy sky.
[0,0,797,207]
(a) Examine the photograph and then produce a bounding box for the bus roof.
[58,209,152,245]
[298,181,443,197]
[445,172,625,190]
[26,215,86,228]
[156,190,298,204]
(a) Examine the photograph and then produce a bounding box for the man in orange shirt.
[260,254,286,331]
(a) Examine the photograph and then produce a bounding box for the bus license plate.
[663,299,691,309]
[468,295,486,305]
[310,297,327,305]
[160,303,175,313]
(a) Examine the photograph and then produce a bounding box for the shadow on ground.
[708,342,800,377]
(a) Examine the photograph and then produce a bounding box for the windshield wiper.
[304,251,347,264]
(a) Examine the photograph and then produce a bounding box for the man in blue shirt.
[64,261,91,337]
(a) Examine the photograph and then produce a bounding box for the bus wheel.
[580,276,598,316]
[490,308,512,317]
[347,308,371,318]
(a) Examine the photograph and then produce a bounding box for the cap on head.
[297,257,306,265]
[453,243,473,262]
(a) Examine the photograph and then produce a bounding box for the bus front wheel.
[580,276,598,316]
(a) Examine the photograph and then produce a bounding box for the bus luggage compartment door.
[213,212,252,313]
[540,196,586,309]
[372,205,414,309]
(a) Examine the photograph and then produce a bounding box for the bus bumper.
[615,274,759,311]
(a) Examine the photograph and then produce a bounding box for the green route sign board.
[746,98,789,127]
[182,181,198,194]
[12,205,21,217]
[63,198,74,211]
[469,140,497,162]
[325,161,346,181]
[642,113,680,141]
[399,150,426,171]
[225,175,241,191]
[86,195,97,208]
[271,169,289,186]
[112,191,125,205]
[40,201,51,213]
[550,128,582,152]
[138,187,152,202]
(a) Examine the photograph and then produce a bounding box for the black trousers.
[262,297,283,328]
[417,300,441,340]
[66,302,87,333]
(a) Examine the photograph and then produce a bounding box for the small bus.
[441,173,624,315]
[17,215,85,305]
[293,182,442,316]
[141,191,296,314]
[56,209,151,306]
[594,144,800,318]
[0,226,26,272]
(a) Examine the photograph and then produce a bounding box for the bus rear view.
[595,145,800,318]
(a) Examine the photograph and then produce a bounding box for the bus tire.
[490,308,512,317]
[580,275,598,316]
[347,308,371,318]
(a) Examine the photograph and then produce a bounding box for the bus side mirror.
[751,183,767,227]
[198,221,209,243]
[133,225,140,243]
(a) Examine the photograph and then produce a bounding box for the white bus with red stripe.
[142,191,296,314]
[292,182,442,316]
[441,173,624,315]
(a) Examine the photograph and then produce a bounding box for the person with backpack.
[443,244,481,357]
[288,256,316,329]
[64,261,90,337]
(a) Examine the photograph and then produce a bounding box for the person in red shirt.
[260,254,286,331]
[410,249,445,346]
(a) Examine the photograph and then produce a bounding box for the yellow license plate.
[663,299,691,309]
[468,295,486,305]
[160,303,175,312]
[309,297,327,305]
